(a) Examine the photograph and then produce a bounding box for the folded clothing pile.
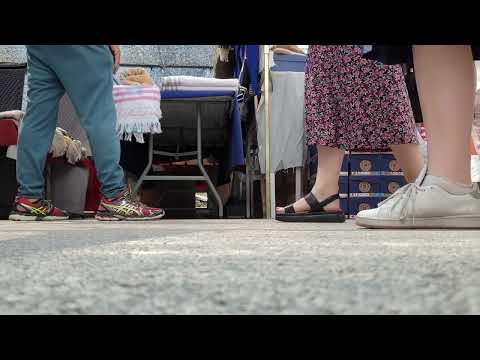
[160,76,239,93]
[118,68,155,86]
[113,85,162,143]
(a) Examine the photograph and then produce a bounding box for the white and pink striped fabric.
[113,85,162,143]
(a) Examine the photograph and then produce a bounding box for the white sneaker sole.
[95,212,165,221]
[8,214,70,221]
[356,215,480,229]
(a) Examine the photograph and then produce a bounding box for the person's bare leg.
[276,145,344,214]
[356,45,480,229]
[413,45,475,185]
[390,143,424,183]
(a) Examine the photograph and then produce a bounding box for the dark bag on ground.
[0,147,17,219]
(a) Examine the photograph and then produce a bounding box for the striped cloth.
[113,85,162,143]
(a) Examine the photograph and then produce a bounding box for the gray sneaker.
[355,167,480,229]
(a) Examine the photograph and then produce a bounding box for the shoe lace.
[121,192,145,208]
[378,183,426,224]
[38,199,54,210]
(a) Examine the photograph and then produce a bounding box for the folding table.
[132,90,244,218]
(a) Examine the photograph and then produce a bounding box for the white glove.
[65,139,84,164]
[50,129,67,158]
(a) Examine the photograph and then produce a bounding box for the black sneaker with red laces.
[9,197,70,221]
[95,189,165,221]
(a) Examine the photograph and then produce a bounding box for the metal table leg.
[245,148,251,219]
[195,103,224,218]
[295,166,302,200]
[132,100,226,219]
[132,133,153,197]
[270,172,276,219]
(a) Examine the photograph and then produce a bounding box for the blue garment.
[17,45,125,198]
[271,53,307,73]
[233,45,260,97]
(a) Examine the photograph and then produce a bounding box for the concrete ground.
[0,219,479,315]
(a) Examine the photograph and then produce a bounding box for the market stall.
[132,88,244,218]
[0,45,303,220]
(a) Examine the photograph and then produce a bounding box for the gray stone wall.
[0,45,216,110]
[0,45,27,63]
[120,45,215,67]
[0,45,215,67]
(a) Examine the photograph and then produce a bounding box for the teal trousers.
[17,45,125,198]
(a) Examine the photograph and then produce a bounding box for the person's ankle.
[104,187,129,201]
[310,186,341,211]
[428,165,472,186]
[311,185,339,198]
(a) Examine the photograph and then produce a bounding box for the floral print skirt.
[304,45,418,150]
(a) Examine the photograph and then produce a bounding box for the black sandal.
[276,193,345,223]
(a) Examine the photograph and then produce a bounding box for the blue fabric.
[233,46,243,78]
[18,45,125,198]
[271,53,307,73]
[233,45,260,96]
[161,89,244,171]
[245,45,260,96]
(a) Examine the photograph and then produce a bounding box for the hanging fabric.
[233,45,261,98]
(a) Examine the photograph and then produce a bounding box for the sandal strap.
[284,204,296,214]
[304,193,339,212]
[281,193,340,215]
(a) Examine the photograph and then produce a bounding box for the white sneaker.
[355,167,480,229]
[472,155,480,183]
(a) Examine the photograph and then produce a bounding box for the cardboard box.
[348,196,388,216]
[349,175,406,194]
[339,193,349,215]
[350,153,402,173]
